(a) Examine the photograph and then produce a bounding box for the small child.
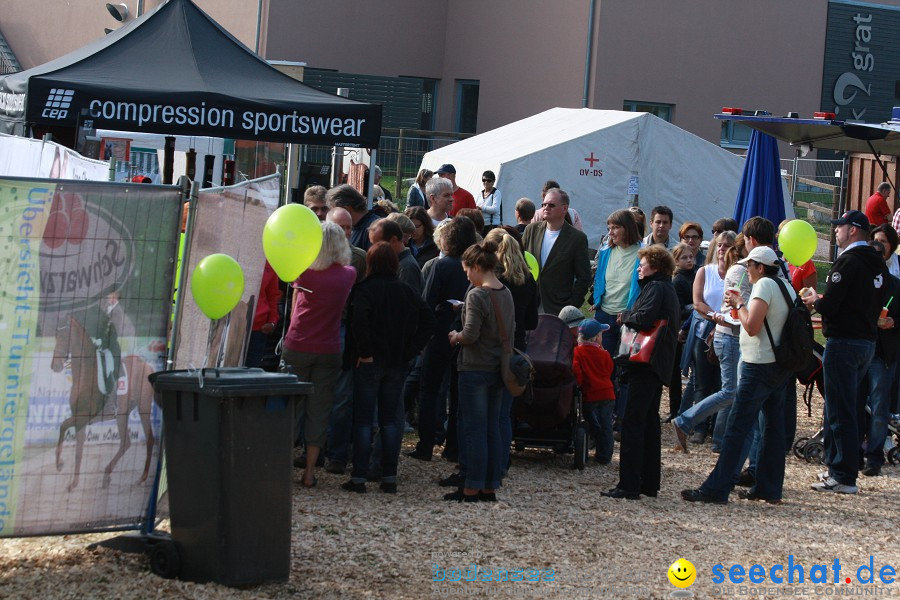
[572,318,615,464]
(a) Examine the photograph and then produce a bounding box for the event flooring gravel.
[1,385,898,599]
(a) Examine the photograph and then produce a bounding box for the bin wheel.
[792,437,810,460]
[574,425,588,470]
[804,441,825,465]
[150,541,181,579]
[514,442,525,453]
[888,446,900,466]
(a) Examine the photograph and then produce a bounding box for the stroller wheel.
[804,441,826,465]
[792,437,810,460]
[574,425,588,471]
[888,446,900,466]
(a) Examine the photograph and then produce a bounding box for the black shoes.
[443,489,479,503]
[405,449,433,462]
[736,469,756,488]
[478,492,497,502]
[439,473,465,487]
[600,487,640,500]
[341,480,366,494]
[379,482,397,494]
[680,488,727,505]
[737,489,782,505]
[862,464,882,477]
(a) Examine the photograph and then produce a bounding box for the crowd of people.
[249,167,897,504]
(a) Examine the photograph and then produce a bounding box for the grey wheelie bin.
[149,368,312,586]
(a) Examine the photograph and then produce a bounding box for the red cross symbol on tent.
[584,152,599,167]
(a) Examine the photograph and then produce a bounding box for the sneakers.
[672,422,689,453]
[811,477,858,494]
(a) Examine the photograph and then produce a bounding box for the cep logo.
[42,89,75,119]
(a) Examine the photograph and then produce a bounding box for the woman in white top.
[682,245,795,505]
[679,231,735,438]
[476,170,501,233]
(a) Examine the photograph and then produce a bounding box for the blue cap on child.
[578,318,609,339]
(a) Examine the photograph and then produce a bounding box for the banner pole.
[167,178,198,371]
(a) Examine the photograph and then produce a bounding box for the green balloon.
[190,253,245,320]
[263,204,323,282]
[524,251,540,281]
[778,219,817,266]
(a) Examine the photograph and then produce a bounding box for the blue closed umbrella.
[733,129,786,229]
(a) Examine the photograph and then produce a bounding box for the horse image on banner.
[0,177,182,537]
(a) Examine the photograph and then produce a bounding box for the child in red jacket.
[573,319,615,464]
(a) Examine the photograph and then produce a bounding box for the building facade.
[5,0,900,149]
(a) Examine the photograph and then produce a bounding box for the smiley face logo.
[667,559,696,588]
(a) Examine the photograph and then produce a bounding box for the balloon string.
[196,319,217,388]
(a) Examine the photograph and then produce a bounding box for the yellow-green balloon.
[263,204,323,281]
[524,251,539,281]
[190,253,245,320]
[778,219,817,266]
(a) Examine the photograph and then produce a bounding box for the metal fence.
[780,157,845,262]
[301,129,471,200]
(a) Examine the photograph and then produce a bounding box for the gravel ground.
[1,384,899,600]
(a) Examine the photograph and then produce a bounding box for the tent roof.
[435,108,642,164]
[715,113,900,156]
[0,0,381,145]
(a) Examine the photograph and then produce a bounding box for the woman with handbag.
[446,240,515,502]
[602,245,679,500]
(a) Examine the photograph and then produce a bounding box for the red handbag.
[616,320,667,364]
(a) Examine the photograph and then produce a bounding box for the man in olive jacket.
[523,188,591,315]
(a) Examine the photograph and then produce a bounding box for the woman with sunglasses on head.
[476,170,501,235]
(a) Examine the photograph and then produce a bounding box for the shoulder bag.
[488,289,534,396]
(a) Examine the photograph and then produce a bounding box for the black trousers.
[616,367,663,495]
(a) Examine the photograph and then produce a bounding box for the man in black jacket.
[803,210,884,494]
[857,240,899,477]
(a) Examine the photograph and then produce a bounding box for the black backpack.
[762,276,815,373]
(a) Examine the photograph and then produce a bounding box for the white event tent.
[422,108,785,248]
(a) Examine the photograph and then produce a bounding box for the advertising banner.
[0,177,182,536]
[0,133,110,181]
[174,176,279,370]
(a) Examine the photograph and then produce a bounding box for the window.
[455,80,479,133]
[720,120,753,149]
[421,78,438,130]
[623,100,673,122]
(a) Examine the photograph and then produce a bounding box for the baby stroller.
[792,341,827,464]
[511,314,590,469]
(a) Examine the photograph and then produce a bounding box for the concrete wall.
[3,0,264,69]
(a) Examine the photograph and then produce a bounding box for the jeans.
[616,368,663,495]
[326,368,354,464]
[458,370,504,490]
[822,338,875,486]
[244,330,269,368]
[864,356,895,468]
[500,389,514,478]
[674,332,739,436]
[594,309,627,428]
[700,361,791,502]
[416,336,452,453]
[584,401,615,463]
[350,364,407,484]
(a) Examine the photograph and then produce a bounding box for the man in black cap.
[802,210,886,494]
[436,164,475,217]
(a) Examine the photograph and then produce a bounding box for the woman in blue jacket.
[592,209,642,428]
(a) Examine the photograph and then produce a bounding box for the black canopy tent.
[0,0,382,147]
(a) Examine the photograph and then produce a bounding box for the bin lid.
[149,368,314,397]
